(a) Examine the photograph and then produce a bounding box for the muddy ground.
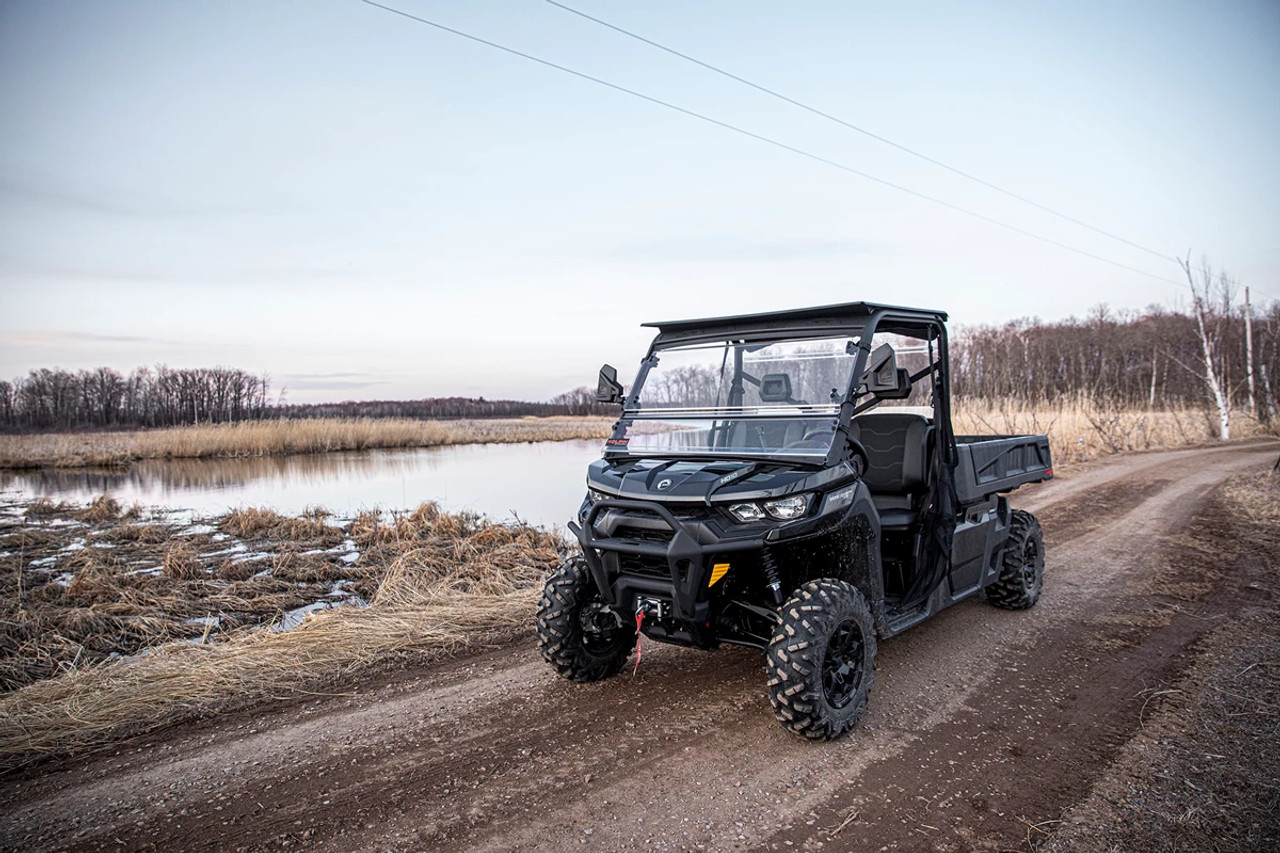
[1,441,1278,852]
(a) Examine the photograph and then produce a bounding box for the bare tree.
[1179,254,1232,440]
[1245,286,1256,418]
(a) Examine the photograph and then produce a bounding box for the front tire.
[766,580,877,741]
[986,509,1044,610]
[536,557,634,681]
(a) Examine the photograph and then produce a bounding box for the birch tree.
[1180,254,1232,440]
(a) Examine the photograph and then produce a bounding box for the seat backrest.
[848,412,932,493]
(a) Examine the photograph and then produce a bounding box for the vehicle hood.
[587,457,852,503]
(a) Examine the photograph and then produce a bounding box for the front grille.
[619,553,671,578]
[614,525,671,544]
[594,505,704,582]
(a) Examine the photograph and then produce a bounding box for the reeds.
[0,496,566,767]
[0,589,541,768]
[0,417,614,469]
[3,403,1271,472]
[951,396,1278,465]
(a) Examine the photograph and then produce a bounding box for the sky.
[1,0,1277,403]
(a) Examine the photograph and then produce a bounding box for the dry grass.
[0,497,565,768]
[0,590,539,771]
[107,523,169,544]
[2,405,1272,472]
[79,494,120,523]
[219,506,343,545]
[160,541,203,580]
[951,396,1279,465]
[0,417,614,469]
[24,497,74,517]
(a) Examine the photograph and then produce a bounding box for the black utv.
[536,302,1051,740]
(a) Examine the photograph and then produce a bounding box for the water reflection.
[0,440,605,529]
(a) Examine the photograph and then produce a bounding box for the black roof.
[642,301,948,345]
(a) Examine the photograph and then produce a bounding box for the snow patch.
[204,543,249,558]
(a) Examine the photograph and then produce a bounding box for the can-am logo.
[656,478,673,491]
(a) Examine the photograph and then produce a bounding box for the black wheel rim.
[1021,537,1040,589]
[822,619,865,709]
[579,600,625,655]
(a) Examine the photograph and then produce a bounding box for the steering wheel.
[788,425,870,466]
[785,430,868,474]
[847,437,869,478]
[783,427,833,450]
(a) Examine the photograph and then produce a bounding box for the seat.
[848,412,933,527]
[745,374,811,450]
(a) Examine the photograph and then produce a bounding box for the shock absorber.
[760,547,784,606]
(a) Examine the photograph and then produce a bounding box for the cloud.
[277,372,390,392]
[611,235,872,264]
[0,171,277,220]
[0,330,172,346]
[0,255,364,288]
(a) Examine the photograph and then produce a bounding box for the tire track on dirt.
[2,442,1276,853]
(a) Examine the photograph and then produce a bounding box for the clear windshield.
[614,335,861,458]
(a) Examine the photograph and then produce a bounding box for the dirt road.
[3,442,1277,852]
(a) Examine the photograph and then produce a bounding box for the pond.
[0,440,607,529]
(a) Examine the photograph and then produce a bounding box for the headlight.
[727,502,766,523]
[763,494,809,520]
[587,488,607,503]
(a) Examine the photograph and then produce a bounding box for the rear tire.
[766,580,877,741]
[536,557,634,681]
[986,509,1044,610]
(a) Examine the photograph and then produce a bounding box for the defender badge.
[657,478,672,490]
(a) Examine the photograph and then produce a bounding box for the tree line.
[0,366,272,431]
[950,288,1279,432]
[4,279,1275,434]
[0,367,615,432]
[272,391,615,421]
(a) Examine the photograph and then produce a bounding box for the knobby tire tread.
[535,557,633,682]
[766,579,877,741]
[986,509,1044,610]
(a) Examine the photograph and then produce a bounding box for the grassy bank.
[3,404,1276,472]
[0,498,563,768]
[0,417,615,469]
[952,398,1278,465]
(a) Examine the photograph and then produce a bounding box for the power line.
[361,1,1196,291]
[547,2,1183,264]
[547,2,1279,304]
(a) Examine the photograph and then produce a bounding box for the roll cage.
[604,301,957,471]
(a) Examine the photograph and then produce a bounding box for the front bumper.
[569,498,764,648]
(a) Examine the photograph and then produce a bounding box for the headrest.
[759,373,793,402]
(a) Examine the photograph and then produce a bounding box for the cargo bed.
[954,434,1053,504]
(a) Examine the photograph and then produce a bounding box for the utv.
[536,302,1051,740]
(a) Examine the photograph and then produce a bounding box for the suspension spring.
[760,547,784,606]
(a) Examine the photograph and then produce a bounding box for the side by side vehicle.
[536,302,1052,739]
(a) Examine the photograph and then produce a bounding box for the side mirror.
[596,364,624,404]
[862,343,899,393]
[874,368,914,400]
